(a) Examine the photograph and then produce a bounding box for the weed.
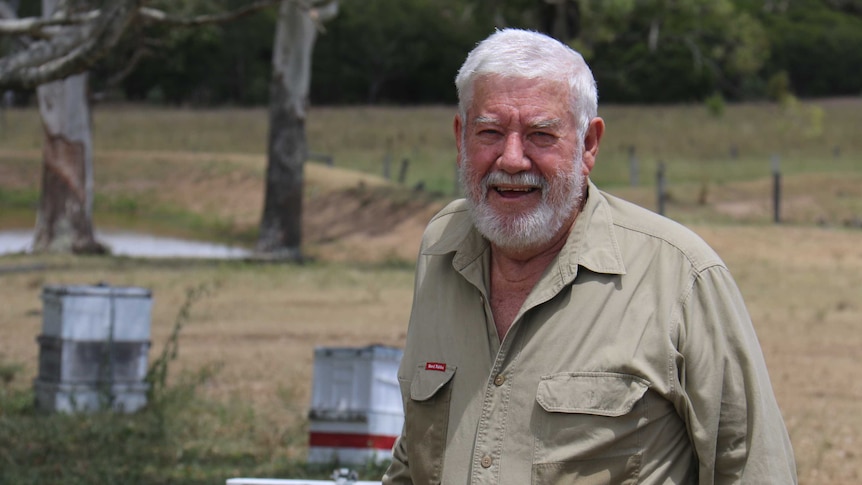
[146,282,217,400]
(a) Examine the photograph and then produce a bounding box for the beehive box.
[35,284,153,414]
[36,335,150,384]
[34,380,150,413]
[307,345,403,465]
[41,284,152,341]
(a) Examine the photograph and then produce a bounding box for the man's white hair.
[455,29,598,140]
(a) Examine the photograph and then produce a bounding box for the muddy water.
[0,229,251,259]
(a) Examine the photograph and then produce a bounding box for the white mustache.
[482,171,549,193]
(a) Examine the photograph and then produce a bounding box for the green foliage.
[312,0,486,104]
[0,356,23,387]
[758,0,862,98]
[766,70,793,102]
[704,92,726,117]
[110,1,277,105]
[74,0,862,104]
[582,0,770,101]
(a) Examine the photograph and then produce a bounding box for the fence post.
[771,154,781,224]
[382,153,391,180]
[398,158,410,184]
[656,161,666,216]
[628,145,639,187]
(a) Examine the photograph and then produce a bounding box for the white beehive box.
[35,284,153,414]
[308,345,403,465]
[41,284,152,341]
[36,335,151,384]
[33,380,150,413]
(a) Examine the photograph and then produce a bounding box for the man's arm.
[676,265,797,484]
[382,434,412,484]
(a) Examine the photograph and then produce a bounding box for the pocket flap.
[536,372,649,417]
[410,363,456,401]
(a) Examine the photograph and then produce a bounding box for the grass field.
[0,100,861,483]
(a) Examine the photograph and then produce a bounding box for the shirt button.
[493,374,505,386]
[481,455,493,468]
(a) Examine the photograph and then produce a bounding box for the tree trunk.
[32,72,104,253]
[32,0,104,254]
[256,0,326,259]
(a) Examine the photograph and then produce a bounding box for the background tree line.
[7,0,859,107]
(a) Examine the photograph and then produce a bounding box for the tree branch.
[0,0,142,90]
[0,10,99,38]
[138,0,281,27]
[0,0,332,90]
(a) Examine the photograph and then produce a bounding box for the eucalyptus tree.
[256,0,337,259]
[0,0,141,253]
[0,0,330,255]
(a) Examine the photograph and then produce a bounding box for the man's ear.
[581,117,605,175]
[454,114,463,166]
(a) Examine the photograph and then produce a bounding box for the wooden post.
[628,145,639,187]
[772,154,781,224]
[382,153,391,180]
[398,158,409,184]
[656,161,666,216]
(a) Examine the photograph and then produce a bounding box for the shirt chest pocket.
[403,364,456,485]
[531,372,649,485]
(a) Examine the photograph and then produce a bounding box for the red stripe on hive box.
[309,432,398,450]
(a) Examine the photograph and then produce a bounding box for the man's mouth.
[491,185,540,198]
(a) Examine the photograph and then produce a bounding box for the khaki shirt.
[383,182,796,485]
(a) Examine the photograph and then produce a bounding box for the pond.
[0,229,252,259]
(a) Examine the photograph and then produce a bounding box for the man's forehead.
[469,77,570,115]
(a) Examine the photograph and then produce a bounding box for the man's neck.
[488,213,578,340]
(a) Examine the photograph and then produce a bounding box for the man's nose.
[497,133,531,173]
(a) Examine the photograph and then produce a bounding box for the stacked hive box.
[308,345,404,465]
[34,284,153,413]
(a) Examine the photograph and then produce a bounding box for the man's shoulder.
[598,190,724,272]
[412,198,476,256]
[428,198,470,226]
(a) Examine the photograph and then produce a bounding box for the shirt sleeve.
[382,433,412,484]
[383,249,429,485]
[675,264,797,484]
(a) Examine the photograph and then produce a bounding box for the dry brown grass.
[0,256,416,462]
[1,223,860,482]
[695,225,862,484]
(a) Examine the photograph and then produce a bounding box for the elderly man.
[383,29,796,484]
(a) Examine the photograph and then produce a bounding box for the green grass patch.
[0,187,39,210]
[92,194,256,247]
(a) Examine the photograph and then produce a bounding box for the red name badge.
[425,362,446,372]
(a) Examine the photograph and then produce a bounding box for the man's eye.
[530,132,557,146]
[475,129,503,141]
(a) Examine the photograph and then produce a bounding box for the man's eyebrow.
[530,118,563,130]
[472,115,498,125]
[471,117,564,128]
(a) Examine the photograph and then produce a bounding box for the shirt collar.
[423,180,627,279]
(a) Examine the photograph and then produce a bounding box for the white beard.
[459,153,586,252]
